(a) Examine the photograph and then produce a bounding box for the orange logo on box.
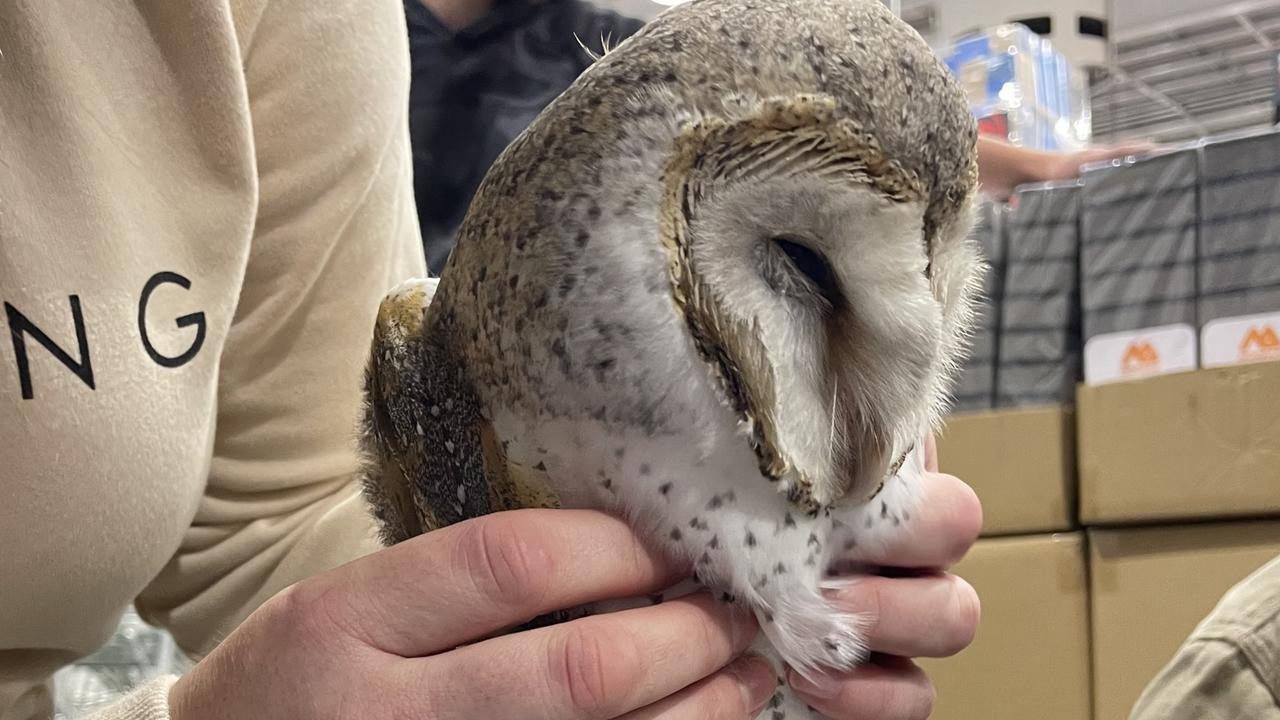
[1121,341,1160,374]
[1239,324,1280,361]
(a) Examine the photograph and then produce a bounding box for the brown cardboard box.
[920,533,1091,720]
[938,407,1075,535]
[1089,521,1280,720]
[1077,361,1280,524]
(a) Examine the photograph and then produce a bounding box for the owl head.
[442,0,981,513]
[551,0,981,511]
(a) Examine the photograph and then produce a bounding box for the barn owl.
[359,0,981,715]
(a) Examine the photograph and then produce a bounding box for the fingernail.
[789,668,841,699]
[726,655,777,715]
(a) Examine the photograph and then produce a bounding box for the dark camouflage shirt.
[405,0,644,273]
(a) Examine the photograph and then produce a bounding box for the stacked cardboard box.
[937,407,1074,536]
[918,533,1090,720]
[1077,362,1280,524]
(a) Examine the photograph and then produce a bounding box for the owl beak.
[845,452,893,505]
[788,433,898,510]
[839,448,917,506]
[822,426,894,507]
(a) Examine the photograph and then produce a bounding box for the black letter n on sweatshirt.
[5,297,95,400]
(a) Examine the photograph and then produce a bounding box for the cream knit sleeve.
[82,677,178,720]
[131,0,427,660]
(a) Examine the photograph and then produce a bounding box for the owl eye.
[772,237,837,299]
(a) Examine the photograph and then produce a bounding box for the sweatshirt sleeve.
[81,677,178,720]
[133,0,428,658]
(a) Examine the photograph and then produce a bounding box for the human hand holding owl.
[169,446,978,720]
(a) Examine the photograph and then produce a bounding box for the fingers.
[855,471,982,569]
[298,509,686,657]
[789,656,934,720]
[404,592,760,720]
[823,573,980,657]
[616,655,777,720]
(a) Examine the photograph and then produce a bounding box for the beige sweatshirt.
[0,1,427,718]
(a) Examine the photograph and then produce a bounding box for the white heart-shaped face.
[687,171,979,507]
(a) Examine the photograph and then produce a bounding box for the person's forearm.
[976,135,1155,197]
[419,0,494,32]
[976,135,1051,194]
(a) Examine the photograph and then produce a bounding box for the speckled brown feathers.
[358,281,561,545]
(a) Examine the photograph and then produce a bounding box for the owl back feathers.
[358,279,562,545]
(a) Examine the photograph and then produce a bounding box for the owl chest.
[489,407,750,512]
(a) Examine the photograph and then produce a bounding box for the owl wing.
[358,278,559,546]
